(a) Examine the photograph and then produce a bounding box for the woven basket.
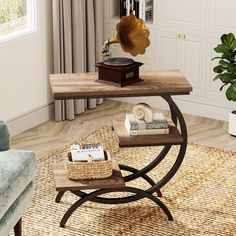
[66,151,113,180]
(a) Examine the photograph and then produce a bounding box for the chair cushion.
[0,149,36,219]
[0,121,10,151]
[0,181,34,236]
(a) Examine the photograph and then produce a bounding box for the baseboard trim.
[7,103,54,136]
[171,99,230,121]
[111,98,230,121]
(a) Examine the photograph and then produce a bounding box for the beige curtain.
[52,0,104,121]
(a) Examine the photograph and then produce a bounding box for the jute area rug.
[13,126,236,236]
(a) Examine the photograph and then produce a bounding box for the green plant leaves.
[230,65,236,73]
[211,56,222,60]
[219,59,230,68]
[221,33,236,51]
[226,82,236,101]
[212,33,236,102]
[213,33,236,62]
[214,44,228,54]
[213,73,234,83]
[213,65,224,73]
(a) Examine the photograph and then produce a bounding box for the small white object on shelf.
[70,143,105,162]
[132,102,154,122]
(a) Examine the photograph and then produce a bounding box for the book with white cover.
[145,0,153,22]
[126,113,169,130]
[126,0,130,15]
[140,0,144,20]
[125,119,169,135]
[70,143,105,162]
[137,0,153,21]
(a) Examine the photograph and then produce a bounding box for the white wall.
[0,0,53,135]
[104,0,236,121]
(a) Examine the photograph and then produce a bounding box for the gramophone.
[95,14,150,87]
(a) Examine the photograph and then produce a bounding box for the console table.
[49,70,192,227]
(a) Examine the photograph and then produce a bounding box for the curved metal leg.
[119,164,162,197]
[116,95,187,190]
[60,187,173,227]
[55,191,65,203]
[66,95,187,204]
[56,95,187,228]
[162,95,187,140]
[122,145,171,182]
[169,103,178,126]
[145,95,188,191]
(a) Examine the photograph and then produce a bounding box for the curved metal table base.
[119,164,162,197]
[55,95,187,228]
[55,191,65,203]
[60,187,173,228]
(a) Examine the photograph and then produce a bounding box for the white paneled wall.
[104,0,236,120]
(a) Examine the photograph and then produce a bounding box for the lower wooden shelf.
[112,119,184,147]
[52,161,125,191]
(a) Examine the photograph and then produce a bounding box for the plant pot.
[228,110,236,136]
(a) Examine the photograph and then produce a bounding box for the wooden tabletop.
[49,70,192,100]
[112,120,183,147]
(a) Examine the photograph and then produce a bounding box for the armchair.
[0,121,37,236]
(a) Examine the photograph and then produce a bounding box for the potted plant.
[212,32,236,136]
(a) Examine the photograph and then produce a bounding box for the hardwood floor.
[11,100,236,158]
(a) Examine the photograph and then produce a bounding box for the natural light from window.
[0,0,36,42]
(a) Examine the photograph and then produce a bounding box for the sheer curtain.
[52,0,104,121]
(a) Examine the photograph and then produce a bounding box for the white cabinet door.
[210,0,236,35]
[181,34,206,97]
[156,0,207,32]
[156,31,205,98]
[156,31,180,70]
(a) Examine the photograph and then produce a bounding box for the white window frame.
[0,0,37,43]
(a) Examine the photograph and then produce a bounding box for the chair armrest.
[0,121,10,151]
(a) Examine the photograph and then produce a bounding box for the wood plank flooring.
[11,100,236,158]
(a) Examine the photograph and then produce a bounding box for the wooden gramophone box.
[95,61,143,87]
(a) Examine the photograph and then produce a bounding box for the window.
[0,0,36,42]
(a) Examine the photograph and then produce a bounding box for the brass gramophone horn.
[102,14,150,63]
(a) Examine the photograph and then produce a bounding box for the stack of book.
[120,0,153,22]
[70,143,106,162]
[125,113,169,136]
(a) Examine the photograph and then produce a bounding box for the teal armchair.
[0,121,37,236]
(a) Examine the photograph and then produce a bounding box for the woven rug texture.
[11,126,236,236]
